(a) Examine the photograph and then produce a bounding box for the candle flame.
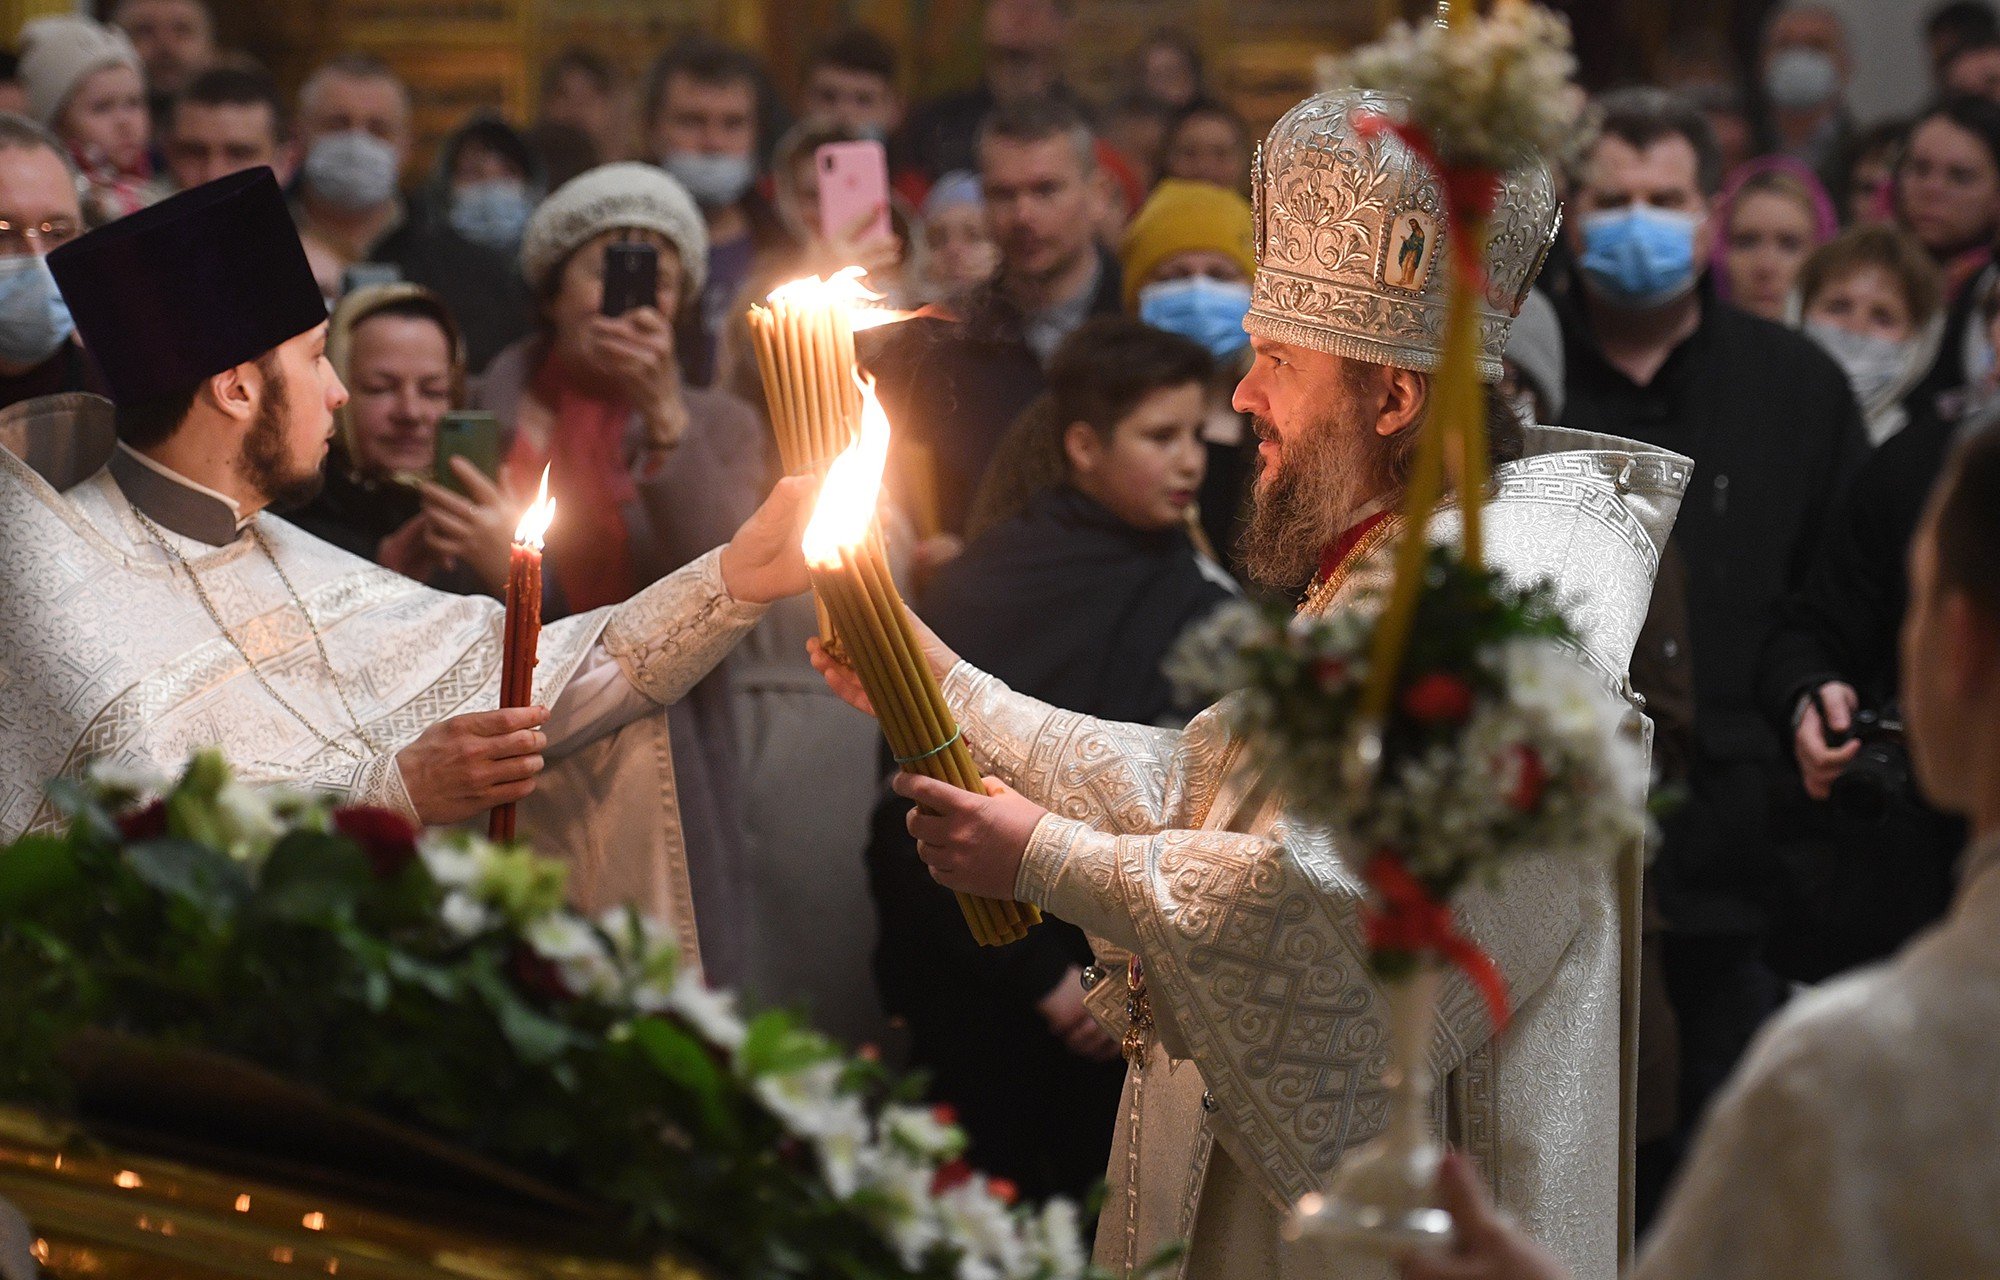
[515,465,555,548]
[802,371,892,568]
[759,265,909,331]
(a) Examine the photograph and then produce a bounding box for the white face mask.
[305,131,402,211]
[661,152,756,210]
[1764,47,1841,111]
[1805,320,1919,416]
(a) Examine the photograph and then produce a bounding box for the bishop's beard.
[1239,401,1385,590]
[240,362,325,512]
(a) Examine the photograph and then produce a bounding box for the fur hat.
[519,162,709,296]
[20,16,141,129]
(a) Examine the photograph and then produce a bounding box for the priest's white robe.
[0,394,769,974]
[940,429,1691,1280]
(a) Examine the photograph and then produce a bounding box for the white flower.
[935,1181,1027,1280]
[86,759,170,799]
[753,1060,846,1136]
[880,1103,964,1160]
[524,913,618,1000]
[859,1151,945,1268]
[438,889,493,939]
[809,1096,874,1199]
[667,969,747,1050]
[419,837,481,890]
[212,779,284,864]
[1020,1198,1087,1278]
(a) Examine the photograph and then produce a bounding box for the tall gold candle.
[802,372,1038,947]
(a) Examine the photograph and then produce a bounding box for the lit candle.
[802,374,1038,946]
[490,465,555,843]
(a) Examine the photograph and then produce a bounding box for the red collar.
[1313,509,1393,589]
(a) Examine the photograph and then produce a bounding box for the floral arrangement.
[1331,1,1585,176]
[0,752,1115,1280]
[1169,549,1647,1013]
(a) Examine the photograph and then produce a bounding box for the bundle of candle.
[491,466,555,843]
[746,267,900,477]
[804,374,1038,947]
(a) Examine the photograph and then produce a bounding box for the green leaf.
[257,832,370,922]
[124,837,250,920]
[738,1010,835,1079]
[0,835,85,911]
[629,1015,736,1141]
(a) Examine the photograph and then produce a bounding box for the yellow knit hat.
[1119,179,1257,311]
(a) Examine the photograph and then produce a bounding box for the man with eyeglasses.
[0,113,102,413]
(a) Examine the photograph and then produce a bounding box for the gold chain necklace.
[132,507,388,761]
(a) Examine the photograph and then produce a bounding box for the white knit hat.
[519,162,709,296]
[19,16,141,129]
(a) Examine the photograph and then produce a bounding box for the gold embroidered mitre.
[1244,88,1561,380]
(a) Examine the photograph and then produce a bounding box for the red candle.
[490,466,554,842]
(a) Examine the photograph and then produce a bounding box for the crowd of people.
[3,0,1999,1258]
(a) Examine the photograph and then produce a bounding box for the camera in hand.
[1824,702,1911,822]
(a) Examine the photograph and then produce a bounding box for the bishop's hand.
[1398,1151,1567,1280]
[806,609,962,718]
[894,772,1044,901]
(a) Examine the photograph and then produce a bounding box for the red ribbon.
[1362,854,1511,1034]
[1352,112,1502,288]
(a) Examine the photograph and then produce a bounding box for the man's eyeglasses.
[0,218,80,257]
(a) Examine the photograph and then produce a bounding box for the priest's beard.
[240,362,325,512]
[1240,398,1387,589]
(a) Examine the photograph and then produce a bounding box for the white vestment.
[941,429,1689,1280]
[1634,833,2000,1279]
[0,394,769,973]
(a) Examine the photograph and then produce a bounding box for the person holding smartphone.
[475,160,770,984]
[293,282,517,598]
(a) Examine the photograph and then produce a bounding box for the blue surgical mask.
[449,180,533,253]
[305,130,402,211]
[661,151,756,209]
[1139,276,1251,359]
[0,253,74,367]
[1578,205,1704,310]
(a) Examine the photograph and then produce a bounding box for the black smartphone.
[602,239,659,317]
[434,411,501,495]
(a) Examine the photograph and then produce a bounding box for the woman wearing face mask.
[1712,158,1838,323]
[1118,177,1259,573]
[1795,224,1946,444]
[368,114,542,374]
[291,284,518,599]
[19,16,166,223]
[476,161,766,984]
[1892,97,2000,299]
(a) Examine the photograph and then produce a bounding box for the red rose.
[930,1158,974,1196]
[986,1177,1020,1206]
[1401,672,1475,724]
[507,941,574,1003]
[931,1102,959,1127]
[1310,657,1349,691]
[333,806,421,878]
[116,799,168,841]
[1504,745,1550,814]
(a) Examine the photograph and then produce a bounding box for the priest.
[814,91,1689,1278]
[0,168,812,976]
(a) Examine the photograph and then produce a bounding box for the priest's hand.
[397,706,548,826]
[807,612,962,717]
[1398,1151,1567,1280]
[719,475,818,603]
[1795,680,1861,801]
[895,773,1044,901]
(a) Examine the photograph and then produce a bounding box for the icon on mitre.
[1382,207,1439,292]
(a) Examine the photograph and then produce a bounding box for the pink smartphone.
[816,140,892,245]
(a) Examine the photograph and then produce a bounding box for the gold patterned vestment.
[0,395,769,974]
[942,428,1690,1280]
